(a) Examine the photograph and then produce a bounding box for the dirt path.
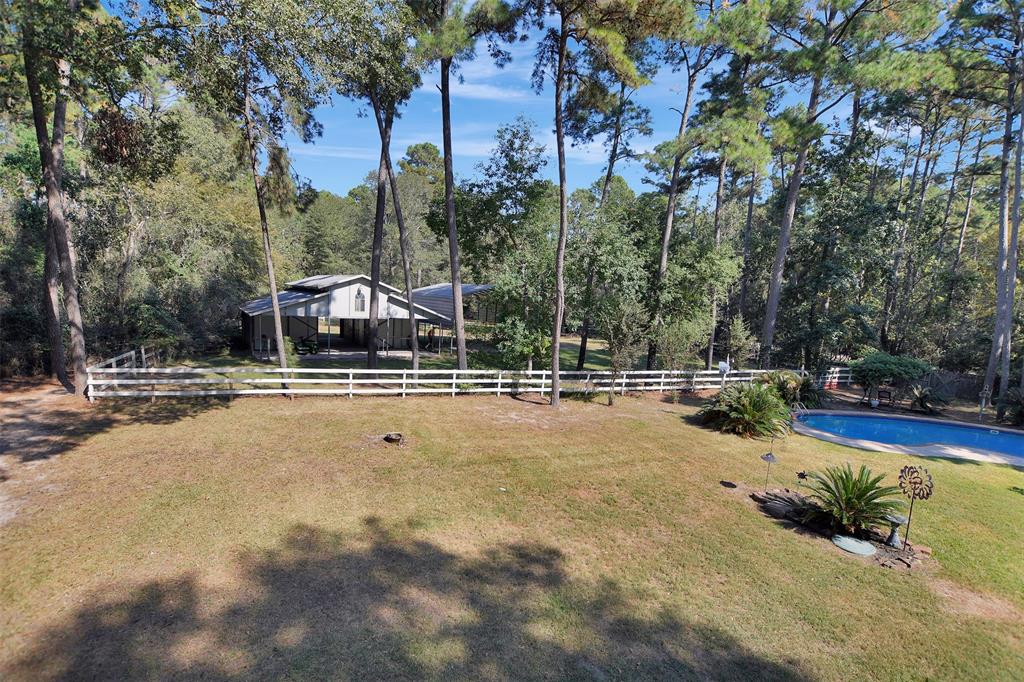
[0,380,102,526]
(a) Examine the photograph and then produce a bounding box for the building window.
[354,288,366,312]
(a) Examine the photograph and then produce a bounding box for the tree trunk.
[550,18,570,407]
[368,146,387,369]
[372,96,419,371]
[23,21,88,395]
[577,85,627,371]
[599,81,627,205]
[706,155,727,370]
[950,132,983,282]
[576,267,595,371]
[998,81,1024,402]
[242,80,289,390]
[936,118,970,253]
[440,56,468,370]
[737,170,757,320]
[43,221,72,390]
[646,70,698,369]
[759,72,822,367]
[880,110,933,350]
[984,63,1019,399]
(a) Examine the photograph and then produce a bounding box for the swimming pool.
[794,412,1024,465]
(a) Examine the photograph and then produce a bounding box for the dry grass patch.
[1,387,1022,680]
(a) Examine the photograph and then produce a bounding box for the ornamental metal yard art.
[898,465,933,550]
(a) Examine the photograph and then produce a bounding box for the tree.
[6,0,124,394]
[439,117,556,370]
[645,0,739,370]
[953,1,1024,402]
[758,0,943,367]
[149,0,337,380]
[596,291,647,406]
[329,0,422,369]
[526,0,643,406]
[410,0,518,371]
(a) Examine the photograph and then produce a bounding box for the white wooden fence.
[85,349,853,400]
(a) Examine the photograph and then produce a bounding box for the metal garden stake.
[898,465,934,550]
[760,439,777,493]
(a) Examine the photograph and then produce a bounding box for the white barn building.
[240,274,450,355]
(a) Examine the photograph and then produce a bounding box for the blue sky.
[287,38,700,198]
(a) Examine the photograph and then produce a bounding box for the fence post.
[452,371,457,397]
[348,371,353,399]
[402,371,407,398]
[87,369,94,403]
[497,370,502,397]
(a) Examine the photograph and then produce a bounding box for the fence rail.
[86,350,854,401]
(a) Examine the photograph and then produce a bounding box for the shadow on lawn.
[11,519,811,681]
[0,394,230,464]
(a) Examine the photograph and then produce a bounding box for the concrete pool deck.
[792,410,1024,467]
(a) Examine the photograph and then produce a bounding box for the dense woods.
[2,0,1024,407]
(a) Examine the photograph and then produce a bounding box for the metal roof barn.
[411,283,495,324]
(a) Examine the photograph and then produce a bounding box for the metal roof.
[240,274,452,322]
[411,283,494,321]
[239,289,326,315]
[286,274,361,291]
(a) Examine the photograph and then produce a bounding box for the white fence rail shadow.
[86,349,854,401]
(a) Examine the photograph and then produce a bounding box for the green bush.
[850,352,930,395]
[799,463,903,536]
[699,383,791,438]
[758,370,824,408]
[908,384,947,414]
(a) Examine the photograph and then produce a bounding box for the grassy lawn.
[1,389,1022,680]
[192,336,642,372]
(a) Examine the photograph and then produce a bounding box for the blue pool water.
[798,414,1024,460]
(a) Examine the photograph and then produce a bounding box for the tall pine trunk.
[984,62,1019,398]
[949,133,983,284]
[368,146,387,369]
[760,72,821,368]
[998,82,1024,401]
[23,16,88,395]
[646,70,697,370]
[577,83,627,371]
[371,97,419,371]
[440,56,468,370]
[737,170,757,320]
[43,222,71,390]
[550,18,570,407]
[242,82,289,391]
[706,155,727,369]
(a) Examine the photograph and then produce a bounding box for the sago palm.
[800,463,903,536]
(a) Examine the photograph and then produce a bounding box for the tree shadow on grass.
[10,518,812,681]
[0,393,230,464]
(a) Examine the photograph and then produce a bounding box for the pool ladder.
[793,402,810,418]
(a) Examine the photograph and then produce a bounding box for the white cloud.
[290,145,380,161]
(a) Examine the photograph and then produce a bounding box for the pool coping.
[792,410,1024,467]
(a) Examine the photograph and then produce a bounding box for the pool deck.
[793,410,1024,467]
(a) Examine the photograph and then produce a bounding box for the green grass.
[1,392,1021,680]
[193,336,687,372]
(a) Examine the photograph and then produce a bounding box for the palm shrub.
[909,384,947,414]
[758,370,824,408]
[799,464,903,536]
[699,383,791,438]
